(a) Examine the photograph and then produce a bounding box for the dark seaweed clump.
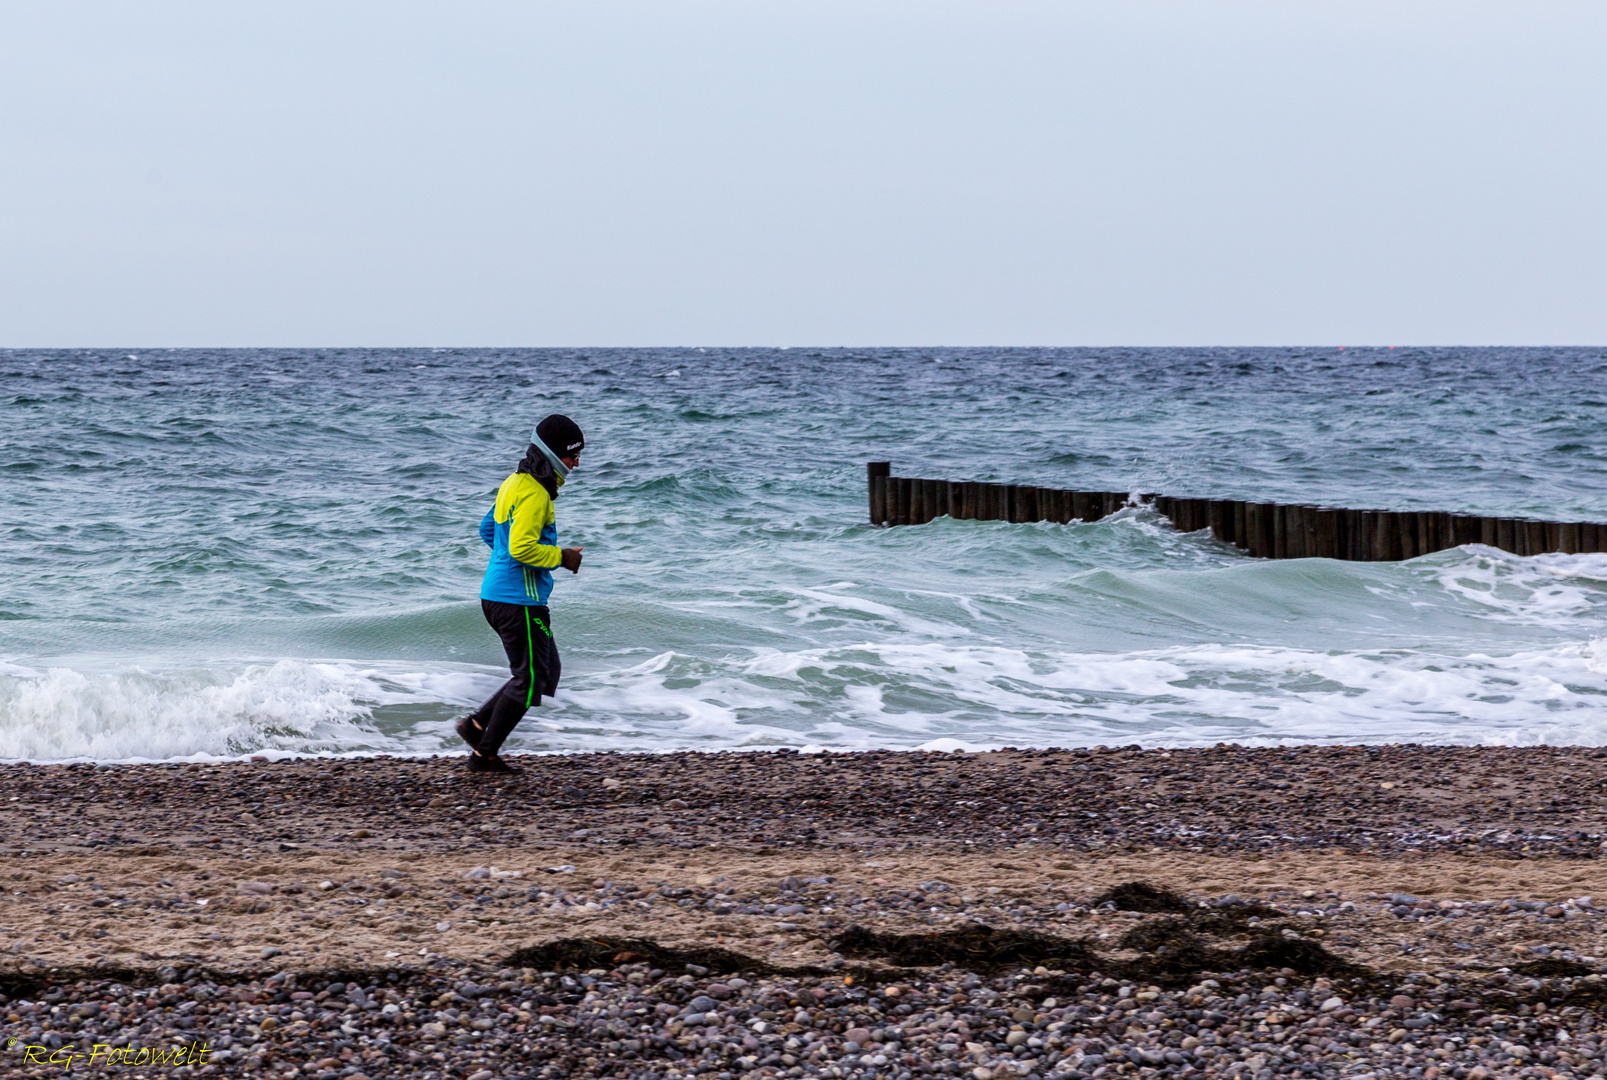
[505,937,780,976]
[831,924,1099,971]
[1092,881,1194,913]
[1512,957,1600,978]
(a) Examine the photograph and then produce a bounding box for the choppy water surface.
[4,347,1607,761]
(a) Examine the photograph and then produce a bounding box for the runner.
[456,414,585,772]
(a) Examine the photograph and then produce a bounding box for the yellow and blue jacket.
[479,472,564,606]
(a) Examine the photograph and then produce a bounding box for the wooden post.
[1411,512,1431,557]
[1284,506,1302,558]
[1527,521,1547,556]
[868,462,890,525]
[1422,511,1440,555]
[1315,509,1339,558]
[1397,514,1419,560]
[1379,513,1401,561]
[1232,501,1249,549]
[1355,512,1375,561]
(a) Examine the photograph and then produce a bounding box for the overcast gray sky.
[1,1,1602,346]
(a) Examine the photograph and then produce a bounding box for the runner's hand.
[561,547,584,573]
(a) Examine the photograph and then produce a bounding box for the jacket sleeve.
[507,487,563,569]
[479,509,495,548]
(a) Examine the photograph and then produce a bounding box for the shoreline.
[6,745,1607,1077]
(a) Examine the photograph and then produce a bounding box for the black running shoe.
[455,715,483,749]
[467,753,517,774]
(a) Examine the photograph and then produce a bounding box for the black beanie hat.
[535,414,585,458]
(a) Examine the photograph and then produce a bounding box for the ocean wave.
[9,632,1607,761]
[0,660,471,762]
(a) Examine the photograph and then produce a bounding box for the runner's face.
[560,452,581,469]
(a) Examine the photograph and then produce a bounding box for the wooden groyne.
[866,462,1606,559]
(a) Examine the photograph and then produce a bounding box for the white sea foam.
[521,636,1607,754]
[0,660,457,762]
[1425,546,1607,623]
[7,633,1607,761]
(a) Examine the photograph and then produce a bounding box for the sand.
[4,744,1607,980]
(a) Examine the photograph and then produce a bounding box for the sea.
[4,346,1607,763]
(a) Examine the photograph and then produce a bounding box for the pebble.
[7,746,1607,1077]
[5,745,1607,861]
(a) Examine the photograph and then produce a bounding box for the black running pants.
[470,599,560,757]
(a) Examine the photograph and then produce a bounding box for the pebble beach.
[6,744,1607,1079]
